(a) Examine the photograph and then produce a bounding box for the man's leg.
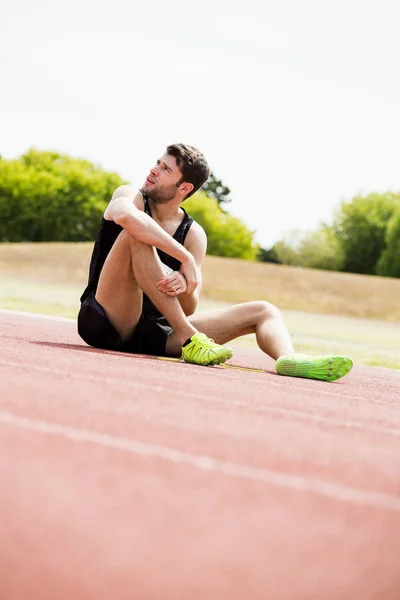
[96,230,198,344]
[166,301,293,359]
[165,301,353,382]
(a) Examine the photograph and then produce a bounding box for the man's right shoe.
[181,333,233,366]
[276,353,353,382]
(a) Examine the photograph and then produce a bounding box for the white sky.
[1,0,400,247]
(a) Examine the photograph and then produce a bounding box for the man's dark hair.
[167,143,210,199]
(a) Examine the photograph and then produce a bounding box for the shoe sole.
[276,355,353,382]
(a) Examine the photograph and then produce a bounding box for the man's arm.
[104,185,198,294]
[156,221,207,316]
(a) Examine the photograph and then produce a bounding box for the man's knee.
[118,230,154,254]
[252,300,281,321]
[118,229,139,248]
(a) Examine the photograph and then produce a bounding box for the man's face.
[142,154,184,204]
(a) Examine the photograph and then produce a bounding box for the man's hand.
[179,256,199,295]
[157,256,199,297]
[156,271,189,297]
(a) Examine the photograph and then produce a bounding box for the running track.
[1,310,399,600]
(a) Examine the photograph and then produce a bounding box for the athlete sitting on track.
[78,143,353,382]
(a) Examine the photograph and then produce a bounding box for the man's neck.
[148,198,183,223]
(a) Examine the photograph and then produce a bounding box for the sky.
[1,0,400,247]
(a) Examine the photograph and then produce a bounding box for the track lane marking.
[0,349,398,411]
[1,359,400,437]
[1,305,399,408]
[0,309,74,322]
[1,410,400,512]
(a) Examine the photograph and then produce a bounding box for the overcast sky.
[1,0,400,246]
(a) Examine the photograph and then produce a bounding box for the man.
[78,143,353,382]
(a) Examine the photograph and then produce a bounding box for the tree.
[183,191,258,260]
[267,226,344,271]
[296,226,345,271]
[270,193,400,276]
[0,148,125,242]
[272,240,300,266]
[202,172,231,207]
[0,148,259,260]
[257,246,280,263]
[332,193,400,275]
[376,208,400,277]
[269,230,304,266]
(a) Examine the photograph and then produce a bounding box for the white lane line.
[0,410,400,513]
[0,309,74,323]
[1,359,400,437]
[1,343,398,413]
[2,308,399,374]
[0,309,400,408]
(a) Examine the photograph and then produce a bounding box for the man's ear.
[179,182,194,197]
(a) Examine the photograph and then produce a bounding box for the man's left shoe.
[275,354,353,382]
[182,333,233,366]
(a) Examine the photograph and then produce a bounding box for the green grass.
[1,276,399,370]
[282,311,400,370]
[0,278,82,319]
[2,243,400,321]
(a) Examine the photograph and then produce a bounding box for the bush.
[0,149,258,261]
[270,226,344,271]
[183,192,259,260]
[376,208,400,277]
[0,148,125,242]
[296,226,345,271]
[270,193,400,277]
[257,246,280,263]
[333,193,400,275]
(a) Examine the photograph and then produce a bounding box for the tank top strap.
[140,190,193,243]
[140,191,152,217]
[173,207,193,244]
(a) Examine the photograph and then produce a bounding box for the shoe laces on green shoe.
[276,353,353,382]
[181,333,233,366]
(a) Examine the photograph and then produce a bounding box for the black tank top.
[80,194,194,319]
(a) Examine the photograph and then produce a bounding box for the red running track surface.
[0,309,399,600]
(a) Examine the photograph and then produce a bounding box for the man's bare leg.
[166,301,294,359]
[166,301,353,382]
[96,230,198,344]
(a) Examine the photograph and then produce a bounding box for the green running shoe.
[275,353,353,382]
[181,333,233,366]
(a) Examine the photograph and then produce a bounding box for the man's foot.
[275,353,353,382]
[181,333,233,366]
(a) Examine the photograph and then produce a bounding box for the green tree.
[202,172,231,207]
[333,193,400,275]
[0,148,125,242]
[183,191,258,260]
[257,246,280,263]
[0,149,258,259]
[269,230,303,266]
[376,208,400,277]
[296,226,345,271]
[272,240,300,266]
[269,226,344,271]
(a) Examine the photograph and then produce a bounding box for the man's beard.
[142,183,179,204]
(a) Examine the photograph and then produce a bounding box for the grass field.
[1,243,399,369]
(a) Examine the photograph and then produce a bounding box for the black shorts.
[77,293,173,356]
